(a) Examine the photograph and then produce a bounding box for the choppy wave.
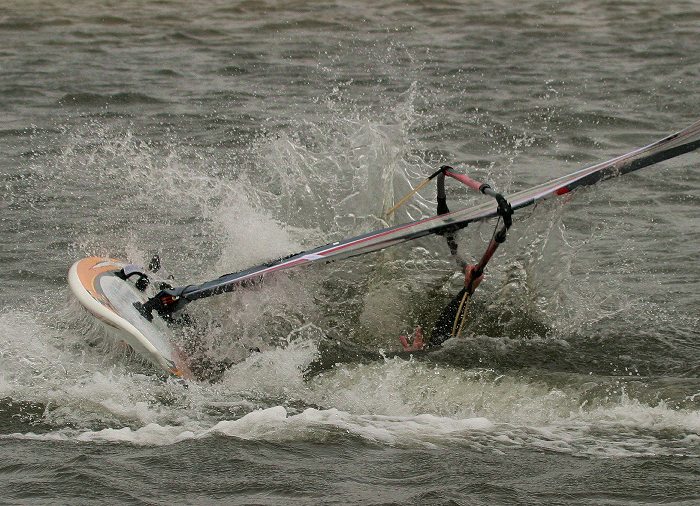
[6,392,699,458]
[58,92,166,107]
[2,306,698,459]
[3,91,699,468]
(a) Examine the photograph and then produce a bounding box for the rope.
[385,177,432,217]
[451,290,470,337]
[454,295,470,338]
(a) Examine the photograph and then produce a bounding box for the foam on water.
[6,389,699,458]
[2,304,699,459]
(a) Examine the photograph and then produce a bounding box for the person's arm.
[464,264,483,293]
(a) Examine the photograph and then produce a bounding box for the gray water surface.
[1,1,699,504]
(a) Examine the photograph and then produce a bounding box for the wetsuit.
[426,287,469,348]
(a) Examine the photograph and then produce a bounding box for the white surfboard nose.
[68,257,192,379]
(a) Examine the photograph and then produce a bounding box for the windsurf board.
[68,257,192,379]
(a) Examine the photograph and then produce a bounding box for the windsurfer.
[399,264,484,351]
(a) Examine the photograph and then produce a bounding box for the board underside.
[68,257,192,379]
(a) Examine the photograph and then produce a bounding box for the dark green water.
[1,1,699,504]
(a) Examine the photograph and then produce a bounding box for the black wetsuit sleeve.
[427,288,469,348]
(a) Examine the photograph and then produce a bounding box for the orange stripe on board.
[76,256,120,306]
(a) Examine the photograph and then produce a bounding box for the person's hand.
[399,326,425,351]
[464,264,484,293]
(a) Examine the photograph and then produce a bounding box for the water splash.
[3,83,698,464]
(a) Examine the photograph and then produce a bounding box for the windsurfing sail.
[138,119,700,319]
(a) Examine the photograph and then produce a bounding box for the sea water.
[1,1,699,504]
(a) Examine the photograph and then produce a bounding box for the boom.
[136,119,700,320]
